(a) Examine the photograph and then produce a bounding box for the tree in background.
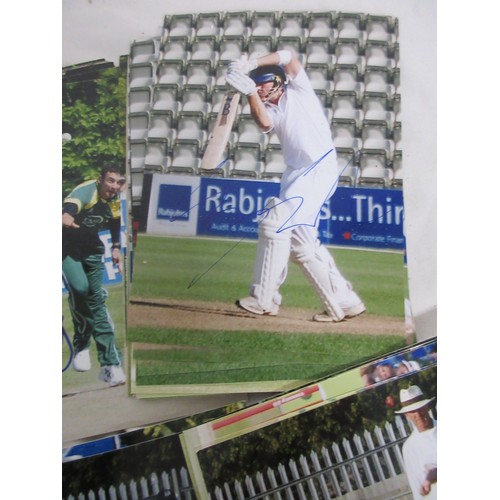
[62,401,246,497]
[199,367,437,490]
[62,66,126,197]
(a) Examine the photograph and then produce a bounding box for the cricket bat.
[200,92,240,171]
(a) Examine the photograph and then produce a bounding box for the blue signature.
[186,150,348,288]
[257,148,338,234]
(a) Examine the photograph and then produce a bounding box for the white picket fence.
[65,467,194,500]
[212,416,413,500]
[65,416,414,500]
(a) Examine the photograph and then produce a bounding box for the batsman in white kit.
[225,50,365,322]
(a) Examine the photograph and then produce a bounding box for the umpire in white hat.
[396,386,437,499]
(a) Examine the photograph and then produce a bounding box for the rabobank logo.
[157,184,192,221]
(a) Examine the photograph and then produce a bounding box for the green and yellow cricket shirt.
[62,179,121,258]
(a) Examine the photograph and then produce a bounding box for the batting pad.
[251,197,292,311]
[291,232,345,322]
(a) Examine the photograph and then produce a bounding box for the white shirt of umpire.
[403,423,437,500]
[264,68,339,228]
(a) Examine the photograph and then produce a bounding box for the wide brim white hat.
[395,385,435,414]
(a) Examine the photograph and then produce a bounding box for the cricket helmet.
[249,65,287,86]
[249,65,287,101]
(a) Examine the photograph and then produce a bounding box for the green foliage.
[62,435,187,498]
[199,396,365,488]
[62,400,247,497]
[62,67,126,197]
[199,365,437,489]
[358,367,438,432]
[61,367,436,497]
[143,424,176,439]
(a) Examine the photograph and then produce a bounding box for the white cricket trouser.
[250,153,358,314]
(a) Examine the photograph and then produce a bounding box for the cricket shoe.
[72,349,91,372]
[313,302,366,322]
[344,302,367,318]
[236,296,279,316]
[98,365,126,387]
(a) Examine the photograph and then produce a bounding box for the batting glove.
[228,55,258,75]
[225,69,257,96]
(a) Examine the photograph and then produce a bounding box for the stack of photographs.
[63,4,437,499]
[63,338,437,499]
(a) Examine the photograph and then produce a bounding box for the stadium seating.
[311,79,334,107]
[391,149,403,188]
[128,111,150,140]
[128,86,152,113]
[338,163,360,187]
[306,11,336,34]
[144,138,169,172]
[157,60,183,85]
[152,77,182,102]
[332,117,359,141]
[361,111,394,142]
[365,14,397,43]
[166,13,196,39]
[358,143,394,188]
[195,12,223,39]
[126,9,402,190]
[148,110,176,139]
[130,38,160,65]
[230,157,264,178]
[358,164,393,188]
[335,143,360,187]
[168,138,201,175]
[262,143,286,179]
[250,11,279,36]
[306,56,335,83]
[161,36,191,64]
[219,35,247,62]
[189,38,220,71]
[392,119,402,144]
[167,156,201,176]
[333,104,364,128]
[222,11,251,37]
[248,35,276,59]
[362,136,395,161]
[130,169,145,203]
[129,139,147,174]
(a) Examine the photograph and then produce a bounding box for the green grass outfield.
[127,235,409,394]
[130,235,407,317]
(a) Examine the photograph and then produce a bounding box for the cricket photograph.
[125,6,413,397]
[62,339,437,498]
[62,0,439,498]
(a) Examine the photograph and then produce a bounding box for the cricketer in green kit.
[62,165,126,387]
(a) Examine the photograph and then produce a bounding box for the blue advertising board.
[147,174,200,236]
[196,177,280,239]
[157,183,193,221]
[63,435,121,461]
[191,177,405,250]
[319,187,405,249]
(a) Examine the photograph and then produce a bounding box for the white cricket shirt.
[263,67,339,227]
[265,67,336,172]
